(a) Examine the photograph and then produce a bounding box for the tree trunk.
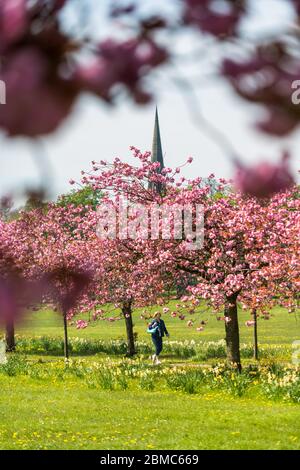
[224,295,241,372]
[253,308,259,361]
[122,301,136,357]
[5,320,15,352]
[63,311,69,360]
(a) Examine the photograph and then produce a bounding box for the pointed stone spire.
[151,106,164,171]
[149,107,165,193]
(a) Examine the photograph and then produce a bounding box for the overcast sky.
[1,0,300,204]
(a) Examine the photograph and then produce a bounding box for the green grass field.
[1,303,300,450]
[16,303,300,345]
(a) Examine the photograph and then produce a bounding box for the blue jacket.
[150,319,169,338]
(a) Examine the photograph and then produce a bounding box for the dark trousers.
[152,335,163,356]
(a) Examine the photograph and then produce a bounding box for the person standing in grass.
[148,312,169,365]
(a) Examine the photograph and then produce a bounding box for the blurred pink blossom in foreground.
[234,153,295,199]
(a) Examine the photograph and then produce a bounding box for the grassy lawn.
[0,377,300,450]
[0,303,300,450]
[15,302,300,346]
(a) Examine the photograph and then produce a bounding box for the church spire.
[151,107,164,171]
[149,107,165,193]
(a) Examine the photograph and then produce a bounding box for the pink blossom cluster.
[183,0,245,39]
[234,153,295,199]
[0,0,77,136]
[222,40,300,137]
[76,319,88,329]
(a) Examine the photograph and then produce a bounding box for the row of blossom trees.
[79,148,299,369]
[1,0,300,367]
[1,190,172,356]
[1,148,298,369]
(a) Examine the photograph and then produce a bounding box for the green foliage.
[2,354,300,404]
[56,186,103,211]
[14,336,293,363]
[165,368,205,394]
[16,336,137,356]
[139,374,155,391]
[0,354,28,376]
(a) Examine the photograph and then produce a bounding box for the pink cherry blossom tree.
[167,189,300,370]
[69,235,172,356]
[2,204,93,357]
